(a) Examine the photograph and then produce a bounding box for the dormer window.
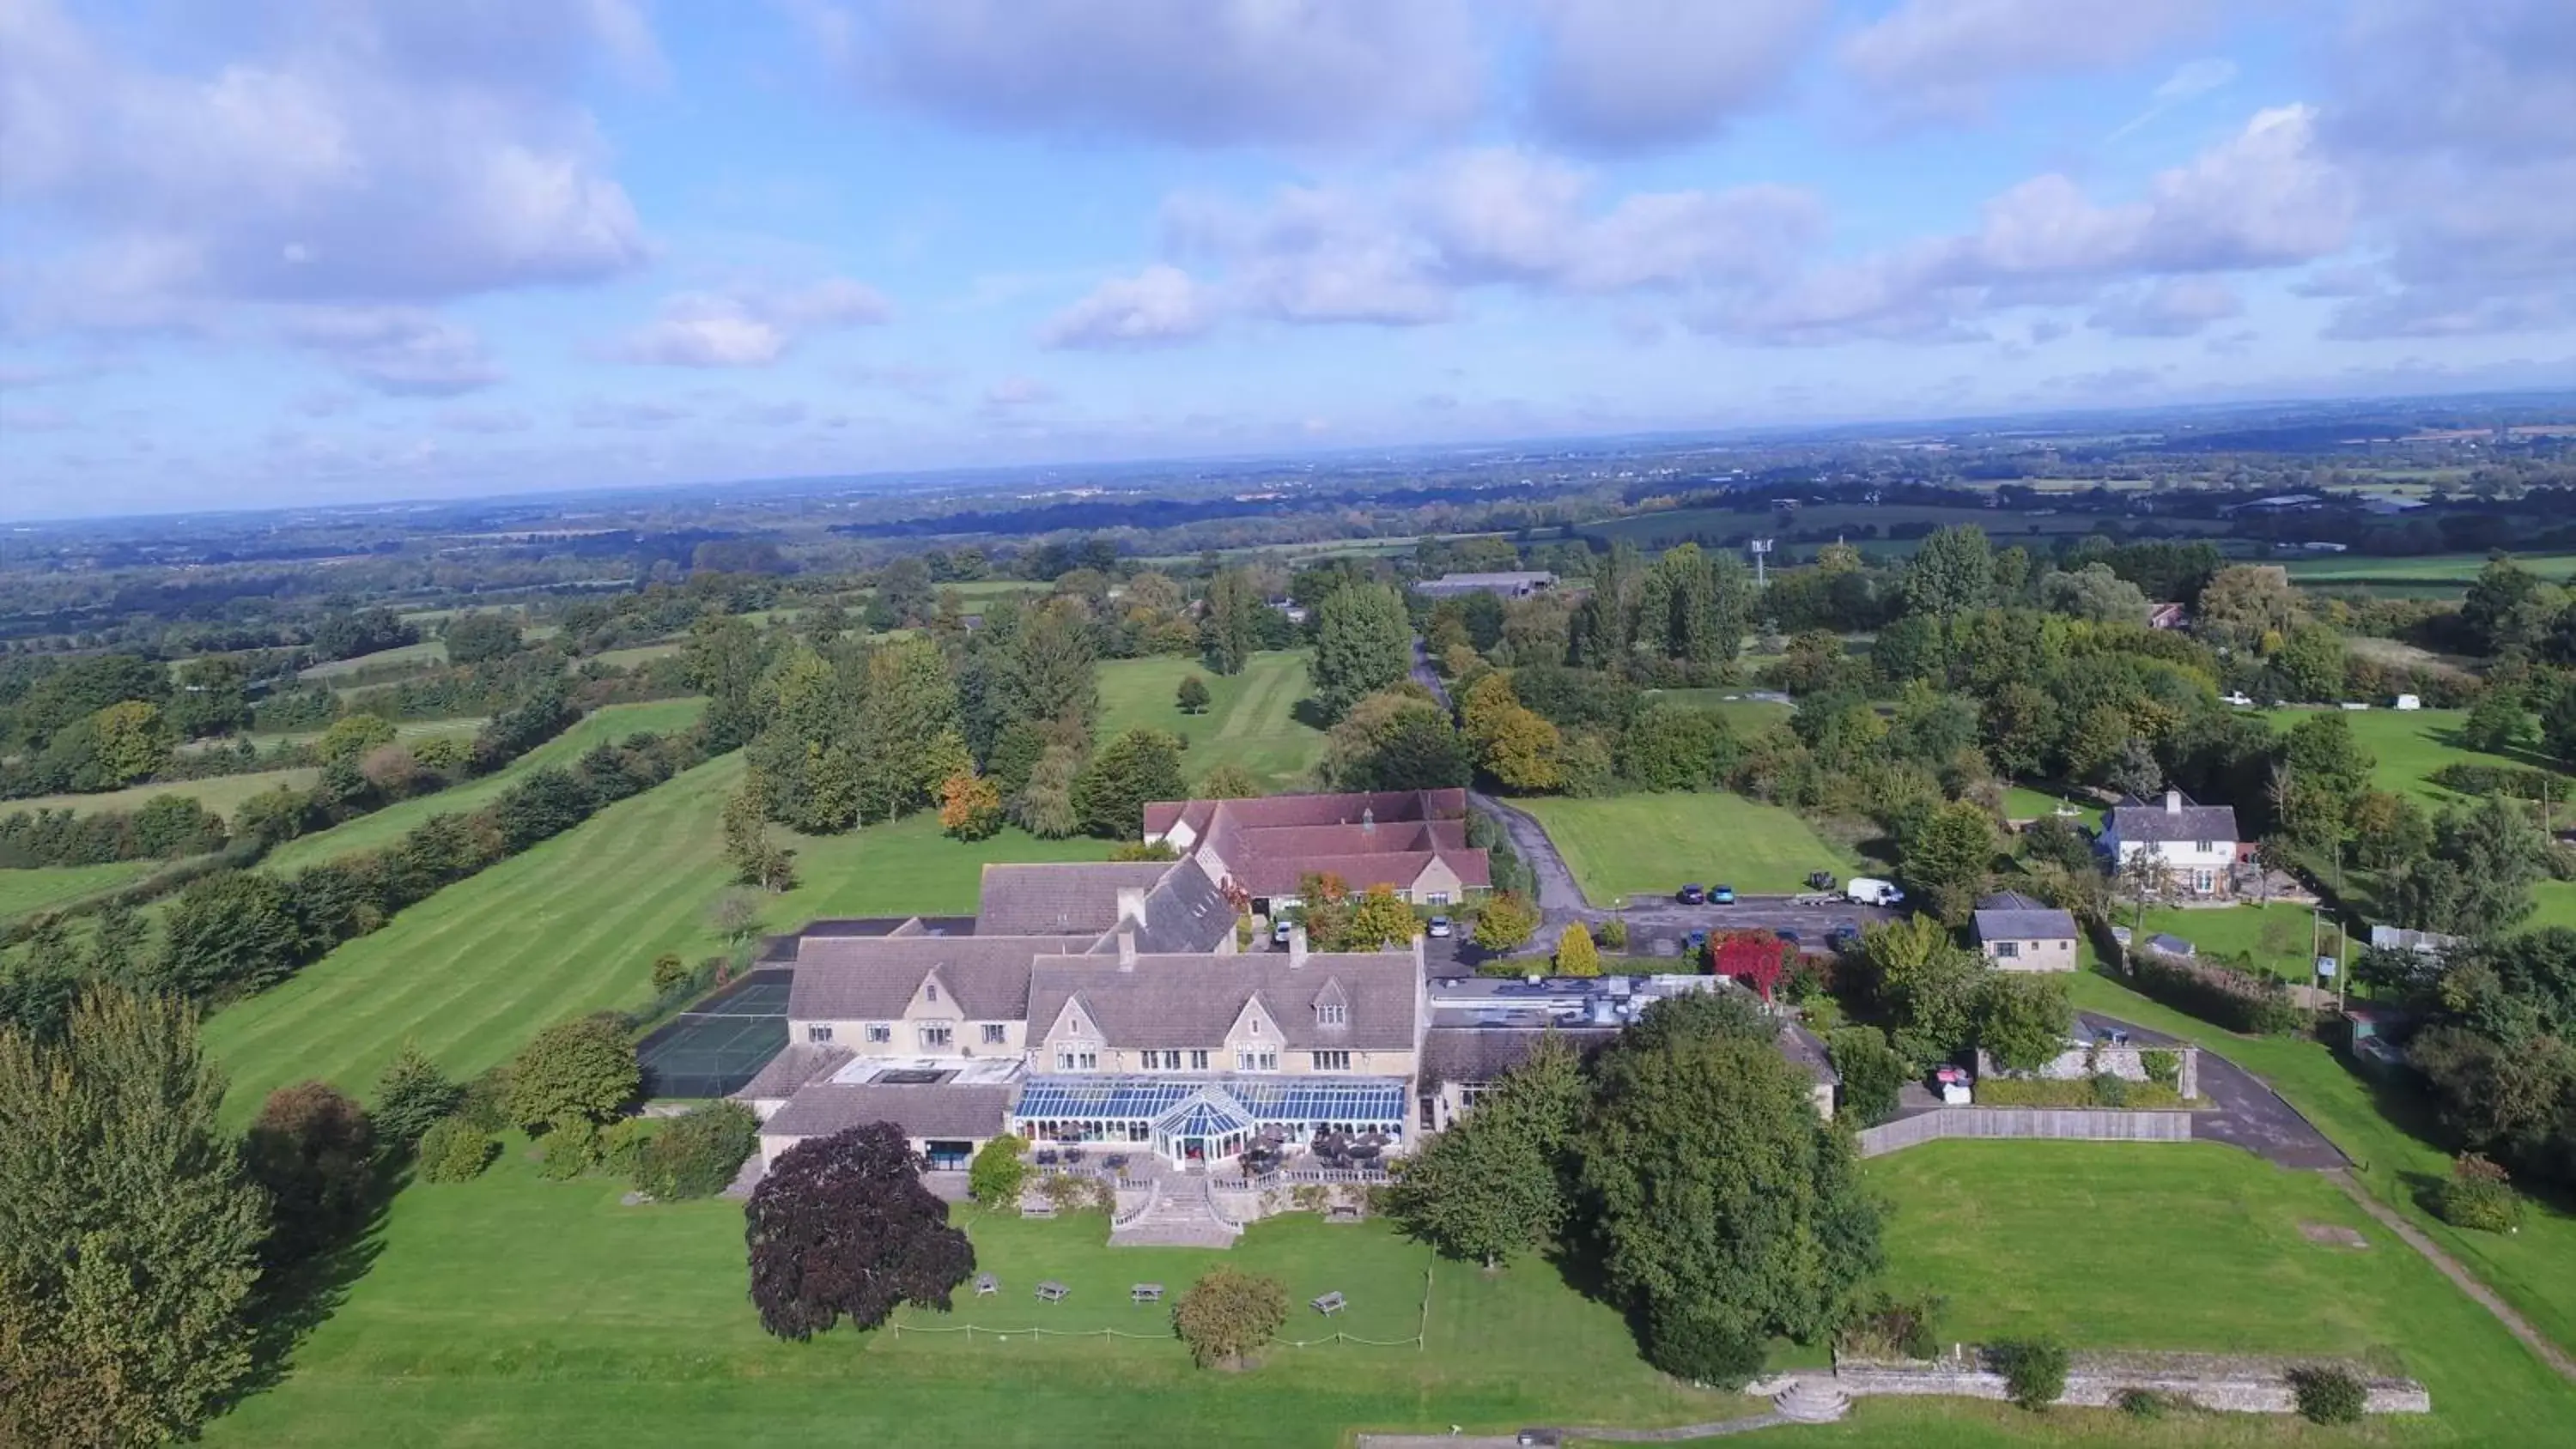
[1317,1001,1347,1027]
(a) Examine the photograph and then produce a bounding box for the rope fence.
[886,1265,1438,1354]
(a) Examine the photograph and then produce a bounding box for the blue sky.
[2,0,2571,518]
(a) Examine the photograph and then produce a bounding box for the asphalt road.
[2077,1010,2349,1170]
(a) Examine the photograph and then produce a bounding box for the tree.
[149,868,307,999]
[1321,689,1471,791]
[633,1101,760,1200]
[316,711,399,765]
[745,1123,976,1340]
[1473,892,1541,953]
[503,1016,639,1130]
[0,990,265,1447]
[1195,761,1264,799]
[1554,922,1601,977]
[1073,728,1186,839]
[1977,974,2072,1073]
[1010,599,1100,730]
[1827,1027,1910,1126]
[1475,700,1565,791]
[2038,562,2152,625]
[442,611,524,664]
[1862,917,1989,1065]
[374,1044,465,1147]
[967,1134,1030,1209]
[2196,565,2304,656]
[1388,1036,1586,1267]
[87,699,174,787]
[1311,583,1412,721]
[1904,524,1995,671]
[683,612,773,752]
[1617,703,1735,790]
[723,778,796,890]
[1714,932,1792,1003]
[1014,743,1083,838]
[1583,1033,1882,1388]
[2390,796,2553,935]
[856,638,965,822]
[244,1082,376,1264]
[744,646,863,833]
[1900,799,1996,925]
[1176,674,1212,714]
[1340,884,1419,951]
[2459,686,2530,755]
[938,770,1005,841]
[168,654,252,738]
[1199,567,1266,676]
[1172,1267,1291,1369]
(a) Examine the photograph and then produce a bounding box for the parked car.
[1775,928,1802,949]
[1807,870,1836,892]
[1710,884,1736,905]
[1826,922,1861,950]
[2221,690,2254,707]
[1685,929,1710,954]
[1426,915,1453,938]
[1677,883,1707,905]
[1845,877,1905,906]
[1272,919,1296,944]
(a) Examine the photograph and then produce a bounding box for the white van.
[1846,877,1905,906]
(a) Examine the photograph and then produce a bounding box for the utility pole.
[1748,538,1772,590]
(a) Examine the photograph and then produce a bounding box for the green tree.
[373,1044,465,1146]
[2038,562,2152,624]
[856,637,965,821]
[1617,703,1735,790]
[244,1082,376,1264]
[442,611,524,664]
[682,612,774,752]
[1826,1026,1911,1126]
[1176,674,1212,714]
[1199,567,1265,676]
[2459,686,2530,755]
[0,990,266,1447]
[1904,524,1995,672]
[1014,743,1083,839]
[746,645,864,832]
[1340,884,1419,951]
[2274,623,2348,701]
[316,711,399,765]
[1010,599,1100,730]
[1472,892,1542,954]
[1388,1036,1587,1267]
[1321,689,1471,791]
[1172,1267,1291,1369]
[1073,728,1186,839]
[503,1016,640,1130]
[1583,1032,1882,1388]
[168,654,252,738]
[87,699,175,786]
[1554,922,1601,977]
[1195,761,1264,799]
[1862,917,1989,1065]
[1977,974,2073,1073]
[2390,796,2553,935]
[1899,799,1996,925]
[148,868,307,999]
[1311,583,1412,721]
[967,1134,1030,1209]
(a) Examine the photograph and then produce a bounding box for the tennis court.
[637,968,791,1099]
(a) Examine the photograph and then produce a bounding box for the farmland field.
[1096,649,1326,791]
[299,639,447,679]
[1516,791,1857,902]
[9,766,321,820]
[0,859,157,923]
[259,698,708,873]
[2286,552,2576,587]
[203,752,1110,1120]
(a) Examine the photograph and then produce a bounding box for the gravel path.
[2324,1169,2576,1383]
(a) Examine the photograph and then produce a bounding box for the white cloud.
[572,398,690,428]
[1039,264,1217,349]
[283,307,501,396]
[1525,0,1827,151]
[2087,277,2244,336]
[799,0,1479,147]
[614,278,891,367]
[1840,0,2221,122]
[0,0,651,318]
[982,376,1059,409]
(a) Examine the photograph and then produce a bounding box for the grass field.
[0,858,157,923]
[200,1146,1740,1448]
[2002,785,2102,829]
[239,717,485,751]
[1096,649,1326,791]
[2286,553,2576,586]
[2122,903,2332,981]
[9,766,322,820]
[1642,688,1795,735]
[2067,967,2576,1365]
[1516,791,1857,902]
[259,699,709,874]
[590,640,683,670]
[204,753,1111,1120]
[299,640,448,679]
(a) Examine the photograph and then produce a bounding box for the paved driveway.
[2077,1011,2348,1170]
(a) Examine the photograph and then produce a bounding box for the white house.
[2101,790,2243,898]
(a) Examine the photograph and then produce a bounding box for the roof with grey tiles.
[1418,1026,1616,1088]
[731,1043,853,1102]
[975,862,1174,937]
[1972,891,2080,943]
[1026,949,1421,1052]
[760,1082,1014,1143]
[787,934,1091,1022]
[2105,794,2240,845]
[1115,855,1239,955]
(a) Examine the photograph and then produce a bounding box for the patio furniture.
[1349,1143,1380,1161]
[1023,1202,1057,1220]
[1035,1149,1059,1167]
[1064,1147,1086,1165]
[1035,1281,1069,1303]
[1104,1153,1129,1171]
[1131,1282,1163,1305]
[1311,1291,1346,1316]
[975,1272,998,1296]
[1327,1203,1362,1222]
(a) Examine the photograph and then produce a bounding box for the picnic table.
[974,1272,998,1297]
[1130,1282,1163,1305]
[1035,1280,1069,1303]
[1310,1291,1346,1316]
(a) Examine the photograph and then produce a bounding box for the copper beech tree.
[745,1123,975,1340]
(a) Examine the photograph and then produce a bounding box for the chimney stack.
[2164,788,2183,815]
[1288,925,1309,970]
[1117,930,1137,970]
[1115,885,1149,929]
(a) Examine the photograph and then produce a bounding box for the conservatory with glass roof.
[1011,1075,1408,1165]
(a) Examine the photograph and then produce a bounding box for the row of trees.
[2357,929,2576,1193]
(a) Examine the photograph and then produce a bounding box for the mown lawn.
[200,1144,1740,1448]
[1518,791,1857,902]
[10,766,322,819]
[1737,1141,2576,1447]
[2002,785,2101,830]
[0,858,157,923]
[1097,649,1325,792]
[260,698,708,873]
[2067,967,2576,1365]
[204,753,1109,1122]
[2120,902,2335,981]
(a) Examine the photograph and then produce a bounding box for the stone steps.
[1109,1174,1241,1249]
[1770,1379,1851,1423]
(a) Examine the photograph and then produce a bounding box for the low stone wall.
[1984,1042,2200,1098]
[1211,1179,1375,1224]
[1856,1107,2191,1157]
[1835,1351,2429,1415]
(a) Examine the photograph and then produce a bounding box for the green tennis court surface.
[638,970,790,1098]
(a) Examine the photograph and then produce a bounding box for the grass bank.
[1517,791,1858,901]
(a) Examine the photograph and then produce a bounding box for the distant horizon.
[9,382,2573,530]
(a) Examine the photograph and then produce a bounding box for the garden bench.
[1310,1291,1345,1316]
[974,1273,998,1297]
[1022,1202,1057,1220]
[1035,1281,1069,1303]
[1131,1282,1163,1305]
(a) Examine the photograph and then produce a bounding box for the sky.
[1,0,2571,519]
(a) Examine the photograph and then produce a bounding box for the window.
[925,982,939,1003]
[1993,941,2019,960]
[2194,840,2216,854]
[806,1024,835,1043]
[1317,1001,1347,1027]
[1189,1049,1210,1070]
[1310,1050,1351,1071]
[1076,1050,1097,1070]
[981,1023,1008,1046]
[1248,1018,1261,1036]
[920,1025,953,1049]
[2192,870,2216,894]
[864,1024,892,1044]
[1235,1050,1278,1071]
[1056,1051,1075,1071]
[1425,892,1449,906]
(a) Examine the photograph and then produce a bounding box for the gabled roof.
[1121,855,1238,955]
[1144,788,1468,840]
[788,934,1091,1022]
[1971,890,2079,943]
[730,1043,854,1102]
[1025,949,1420,1052]
[1417,1026,1616,1088]
[975,862,1173,937]
[2105,794,2239,844]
